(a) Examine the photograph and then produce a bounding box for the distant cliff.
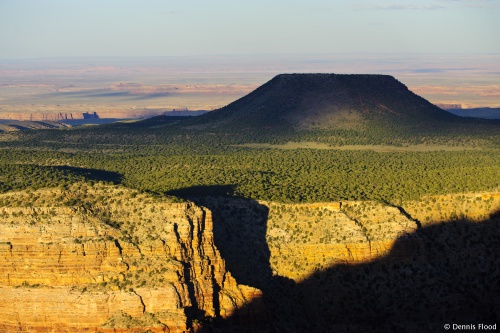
[82,111,99,119]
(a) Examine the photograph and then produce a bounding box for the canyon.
[1,183,498,332]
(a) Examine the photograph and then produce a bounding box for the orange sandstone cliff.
[1,185,499,332]
[0,184,261,333]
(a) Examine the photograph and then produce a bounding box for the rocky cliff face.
[196,193,499,286]
[1,185,499,332]
[265,201,419,281]
[0,184,260,333]
[262,193,500,281]
[193,193,500,333]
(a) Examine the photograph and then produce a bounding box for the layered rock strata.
[0,184,260,332]
[194,193,500,333]
[1,184,498,332]
[265,194,500,281]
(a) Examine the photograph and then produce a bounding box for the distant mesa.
[30,112,75,122]
[435,103,463,110]
[434,103,500,120]
[1,112,96,122]
[51,113,74,121]
[179,73,465,133]
[446,107,500,120]
[34,112,76,122]
[82,112,100,119]
[163,109,207,117]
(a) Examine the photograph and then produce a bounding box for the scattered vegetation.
[0,145,498,204]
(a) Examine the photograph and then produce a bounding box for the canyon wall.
[194,193,500,284]
[1,185,499,332]
[194,193,500,332]
[0,184,261,333]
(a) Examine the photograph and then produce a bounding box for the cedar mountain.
[182,73,461,131]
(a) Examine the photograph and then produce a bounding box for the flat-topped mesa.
[183,73,460,132]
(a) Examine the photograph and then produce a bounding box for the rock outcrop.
[265,194,500,281]
[194,194,500,333]
[1,184,499,332]
[0,184,260,332]
[193,193,500,284]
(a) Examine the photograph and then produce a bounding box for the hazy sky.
[1,0,499,59]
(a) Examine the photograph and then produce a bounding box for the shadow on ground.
[0,164,123,193]
[169,186,500,333]
[53,165,123,184]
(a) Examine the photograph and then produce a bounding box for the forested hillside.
[1,146,498,204]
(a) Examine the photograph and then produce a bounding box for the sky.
[1,0,499,59]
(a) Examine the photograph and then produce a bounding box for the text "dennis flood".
[444,323,497,330]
